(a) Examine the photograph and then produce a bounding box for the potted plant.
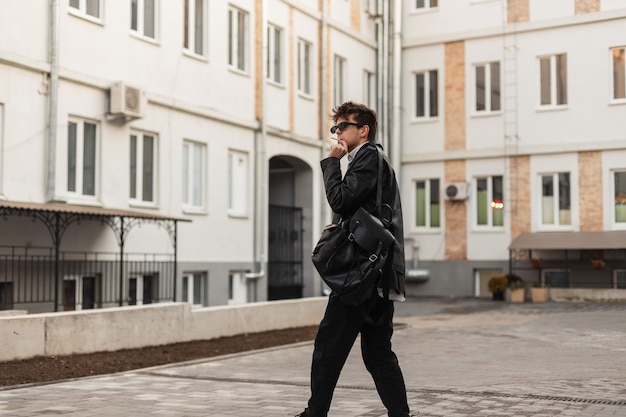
[488,275,508,301]
[507,274,525,303]
[531,282,549,303]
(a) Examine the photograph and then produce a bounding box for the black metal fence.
[0,245,174,312]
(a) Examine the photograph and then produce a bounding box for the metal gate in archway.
[268,204,303,300]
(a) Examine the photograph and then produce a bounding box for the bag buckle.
[368,254,378,263]
[348,232,355,242]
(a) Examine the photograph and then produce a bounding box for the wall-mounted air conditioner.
[444,182,469,201]
[109,81,145,120]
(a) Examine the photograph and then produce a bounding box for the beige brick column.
[579,151,603,231]
[575,0,600,14]
[510,155,531,240]
[350,0,360,31]
[445,161,467,260]
[444,41,467,260]
[508,0,529,23]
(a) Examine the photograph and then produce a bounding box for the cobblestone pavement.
[1,298,625,416]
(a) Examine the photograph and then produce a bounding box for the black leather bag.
[311,147,395,306]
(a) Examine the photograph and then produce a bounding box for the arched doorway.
[267,156,313,300]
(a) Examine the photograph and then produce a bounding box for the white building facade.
[1,0,625,313]
[402,0,626,298]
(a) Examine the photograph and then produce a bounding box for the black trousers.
[303,294,410,417]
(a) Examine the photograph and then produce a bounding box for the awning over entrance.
[510,231,626,250]
[0,200,188,222]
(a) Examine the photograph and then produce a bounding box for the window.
[475,62,501,112]
[415,70,438,118]
[541,173,571,226]
[131,0,157,40]
[129,275,157,305]
[476,176,504,227]
[297,39,312,95]
[228,150,248,215]
[182,272,207,307]
[69,0,101,19]
[184,0,206,56]
[415,179,440,228]
[63,275,99,311]
[615,270,626,289]
[228,6,248,71]
[130,132,157,204]
[67,119,97,197]
[614,171,626,224]
[539,54,567,106]
[364,70,376,110]
[182,141,206,210]
[334,55,346,105]
[266,24,283,83]
[416,0,438,10]
[612,47,625,101]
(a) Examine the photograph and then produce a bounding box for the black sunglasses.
[330,121,363,134]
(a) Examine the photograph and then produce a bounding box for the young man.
[297,102,411,417]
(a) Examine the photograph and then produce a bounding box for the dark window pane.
[556,54,567,105]
[130,135,137,199]
[540,57,551,105]
[131,0,138,31]
[476,65,486,111]
[429,70,438,117]
[144,0,155,38]
[67,122,77,192]
[491,62,501,111]
[142,135,154,202]
[195,0,203,54]
[82,123,96,196]
[416,73,425,117]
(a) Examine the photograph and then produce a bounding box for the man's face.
[334,116,368,152]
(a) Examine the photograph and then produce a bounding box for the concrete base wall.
[0,297,328,361]
[550,288,626,302]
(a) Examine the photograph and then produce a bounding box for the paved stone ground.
[1,297,625,416]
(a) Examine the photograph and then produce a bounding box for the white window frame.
[334,55,346,105]
[415,0,438,10]
[131,0,159,41]
[414,178,441,230]
[297,39,313,96]
[266,23,283,84]
[130,131,158,206]
[184,0,207,57]
[611,46,625,103]
[69,0,102,22]
[128,274,157,306]
[182,272,207,307]
[612,170,626,227]
[228,6,249,72]
[182,140,207,212]
[474,61,501,113]
[228,149,248,217]
[363,70,376,111]
[540,172,572,229]
[538,53,568,108]
[474,175,504,228]
[63,275,100,311]
[67,118,99,199]
[414,70,438,119]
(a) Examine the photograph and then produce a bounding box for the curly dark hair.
[330,101,378,142]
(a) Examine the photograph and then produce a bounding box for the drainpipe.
[251,0,268,298]
[46,0,60,201]
[391,0,402,173]
[317,0,329,296]
[376,0,385,148]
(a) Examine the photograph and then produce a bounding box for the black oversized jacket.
[320,141,406,299]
